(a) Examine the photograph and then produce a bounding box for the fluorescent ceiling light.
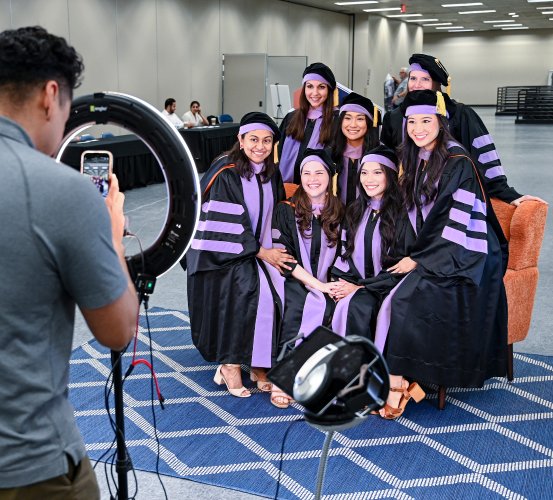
[459,10,496,14]
[424,22,453,26]
[387,13,423,17]
[436,26,464,29]
[493,23,523,27]
[483,20,515,23]
[442,2,482,6]
[448,29,475,31]
[537,6,553,8]
[363,7,401,12]
[407,18,439,22]
[541,11,553,13]
[527,0,553,3]
[334,1,378,5]
[502,26,529,29]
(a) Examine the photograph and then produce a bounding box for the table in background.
[61,123,239,190]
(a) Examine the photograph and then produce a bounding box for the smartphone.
[80,150,113,198]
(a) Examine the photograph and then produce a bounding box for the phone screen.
[80,150,113,198]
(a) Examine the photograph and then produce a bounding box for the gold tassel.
[436,91,447,117]
[373,104,379,128]
[332,173,338,197]
[274,142,279,164]
[446,76,452,96]
[333,87,339,107]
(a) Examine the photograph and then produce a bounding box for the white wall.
[0,0,352,117]
[424,30,553,105]
[353,15,423,106]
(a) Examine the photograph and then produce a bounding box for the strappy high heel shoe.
[213,364,251,398]
[250,368,272,392]
[380,379,425,420]
[270,385,295,409]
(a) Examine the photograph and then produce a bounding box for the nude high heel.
[380,379,425,420]
[213,364,251,398]
[250,369,272,392]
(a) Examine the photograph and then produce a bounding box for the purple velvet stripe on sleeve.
[197,220,244,235]
[485,166,506,179]
[449,207,471,227]
[191,239,243,254]
[442,226,488,254]
[202,200,244,215]
[472,134,493,149]
[331,290,358,337]
[452,188,476,207]
[468,218,487,233]
[473,198,487,215]
[272,228,281,240]
[478,150,500,164]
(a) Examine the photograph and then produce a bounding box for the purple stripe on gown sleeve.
[374,274,410,353]
[191,239,243,254]
[202,200,244,215]
[452,188,476,207]
[485,166,506,179]
[473,198,487,215]
[197,220,244,235]
[442,226,488,254]
[467,218,487,233]
[472,134,493,149]
[449,207,471,226]
[478,150,500,164]
[272,228,281,239]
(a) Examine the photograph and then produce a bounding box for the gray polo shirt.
[0,116,128,488]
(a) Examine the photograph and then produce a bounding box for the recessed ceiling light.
[442,2,482,6]
[334,1,378,5]
[459,10,496,14]
[483,20,515,23]
[424,22,453,26]
[407,18,439,22]
[501,26,529,30]
[363,7,401,12]
[493,23,523,27]
[436,25,464,29]
[386,13,423,17]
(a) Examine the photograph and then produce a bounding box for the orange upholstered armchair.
[438,199,548,409]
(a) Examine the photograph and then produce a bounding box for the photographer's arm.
[81,174,138,351]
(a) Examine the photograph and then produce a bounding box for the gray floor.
[72,107,552,499]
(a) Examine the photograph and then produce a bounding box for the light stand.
[274,82,283,121]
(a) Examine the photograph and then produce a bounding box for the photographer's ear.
[42,80,60,120]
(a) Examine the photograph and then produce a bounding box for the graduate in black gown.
[331,146,411,339]
[187,112,295,398]
[271,148,344,408]
[374,90,508,419]
[380,53,545,206]
[330,92,381,205]
[278,62,337,184]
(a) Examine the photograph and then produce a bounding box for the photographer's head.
[0,26,84,155]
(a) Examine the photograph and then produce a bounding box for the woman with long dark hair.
[373,90,508,419]
[271,148,344,408]
[331,92,381,205]
[331,145,410,339]
[278,62,337,184]
[187,112,295,398]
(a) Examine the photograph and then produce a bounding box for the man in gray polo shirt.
[0,27,138,498]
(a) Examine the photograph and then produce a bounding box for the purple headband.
[302,73,330,86]
[238,123,274,136]
[361,154,398,172]
[339,103,373,120]
[409,63,430,76]
[300,155,330,173]
[405,104,449,118]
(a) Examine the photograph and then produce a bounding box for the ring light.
[56,92,200,279]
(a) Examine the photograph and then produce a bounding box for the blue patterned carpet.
[69,307,553,499]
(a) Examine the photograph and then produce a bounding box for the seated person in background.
[271,149,343,409]
[182,100,208,128]
[374,90,508,420]
[331,146,411,340]
[380,53,546,207]
[161,97,184,128]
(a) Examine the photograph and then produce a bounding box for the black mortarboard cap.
[400,89,454,118]
[302,62,336,90]
[408,53,450,88]
[239,112,280,142]
[360,145,398,172]
[300,148,337,176]
[339,91,381,127]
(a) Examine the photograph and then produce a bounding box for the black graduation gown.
[272,202,338,349]
[375,145,508,388]
[331,206,413,339]
[187,165,285,366]
[380,103,522,202]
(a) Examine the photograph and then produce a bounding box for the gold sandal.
[380,379,425,420]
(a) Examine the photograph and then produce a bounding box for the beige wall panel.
[9,0,68,37]
[425,30,553,105]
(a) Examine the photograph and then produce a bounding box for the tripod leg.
[112,350,130,499]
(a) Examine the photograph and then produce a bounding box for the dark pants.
[0,456,100,500]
